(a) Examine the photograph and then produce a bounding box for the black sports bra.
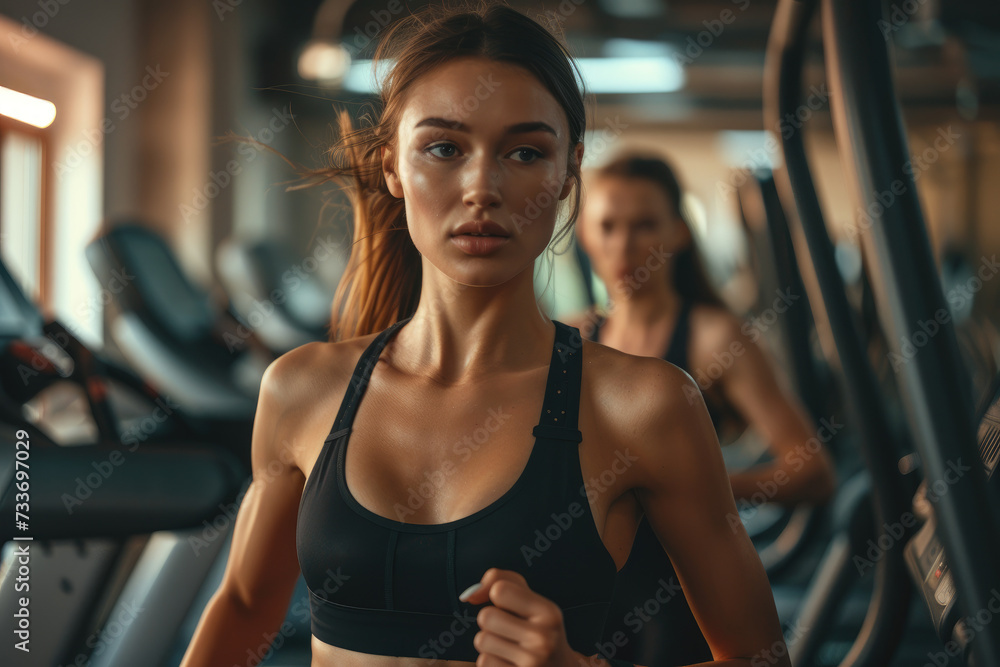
[296,317,618,660]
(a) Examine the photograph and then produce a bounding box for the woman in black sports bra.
[571,155,838,666]
[181,5,791,667]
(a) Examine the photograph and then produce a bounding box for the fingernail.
[458,582,482,602]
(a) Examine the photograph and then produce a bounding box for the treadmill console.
[904,379,1000,664]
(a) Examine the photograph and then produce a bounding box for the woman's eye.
[424,144,541,162]
[426,143,458,159]
[510,147,542,163]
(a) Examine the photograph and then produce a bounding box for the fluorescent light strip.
[575,57,684,93]
[341,57,684,94]
[0,86,56,129]
[342,59,394,93]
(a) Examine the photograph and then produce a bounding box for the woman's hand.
[459,568,586,667]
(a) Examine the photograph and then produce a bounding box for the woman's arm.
[698,313,837,506]
[179,351,309,666]
[619,358,792,667]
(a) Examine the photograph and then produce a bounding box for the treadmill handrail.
[0,443,245,541]
[822,0,1000,665]
[764,0,914,664]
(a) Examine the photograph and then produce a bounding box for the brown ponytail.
[322,109,421,340]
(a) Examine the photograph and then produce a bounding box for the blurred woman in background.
[571,154,838,666]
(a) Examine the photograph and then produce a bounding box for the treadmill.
[767,0,1000,664]
[0,258,247,667]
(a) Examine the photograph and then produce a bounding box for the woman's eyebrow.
[413,117,558,137]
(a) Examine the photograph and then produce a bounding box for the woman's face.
[578,175,688,292]
[383,56,582,287]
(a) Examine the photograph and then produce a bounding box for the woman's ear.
[559,142,585,200]
[382,145,403,198]
[669,216,694,253]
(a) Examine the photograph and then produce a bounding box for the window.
[0,127,47,303]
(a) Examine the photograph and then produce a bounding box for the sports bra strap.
[532,321,583,442]
[330,317,412,435]
[662,297,693,369]
[531,423,582,444]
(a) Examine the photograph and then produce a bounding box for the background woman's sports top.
[587,300,713,665]
[296,317,618,661]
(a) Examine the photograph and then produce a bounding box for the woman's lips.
[450,234,510,255]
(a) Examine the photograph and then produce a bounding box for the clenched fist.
[459,568,588,667]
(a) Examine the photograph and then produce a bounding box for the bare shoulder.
[580,339,712,490]
[582,338,698,412]
[255,335,377,473]
[689,303,746,354]
[687,303,759,382]
[261,338,365,402]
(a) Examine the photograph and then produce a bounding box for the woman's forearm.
[729,444,836,507]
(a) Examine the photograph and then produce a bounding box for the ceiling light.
[0,86,56,129]
[602,38,676,58]
[598,0,664,19]
[340,57,684,95]
[341,59,393,93]
[298,40,353,85]
[717,130,783,170]
[575,57,684,93]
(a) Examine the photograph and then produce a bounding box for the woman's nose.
[606,228,630,258]
[462,155,502,211]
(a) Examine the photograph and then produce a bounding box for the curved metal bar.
[822,0,1000,665]
[764,0,913,664]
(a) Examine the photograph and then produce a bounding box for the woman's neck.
[389,268,554,386]
[605,280,683,330]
